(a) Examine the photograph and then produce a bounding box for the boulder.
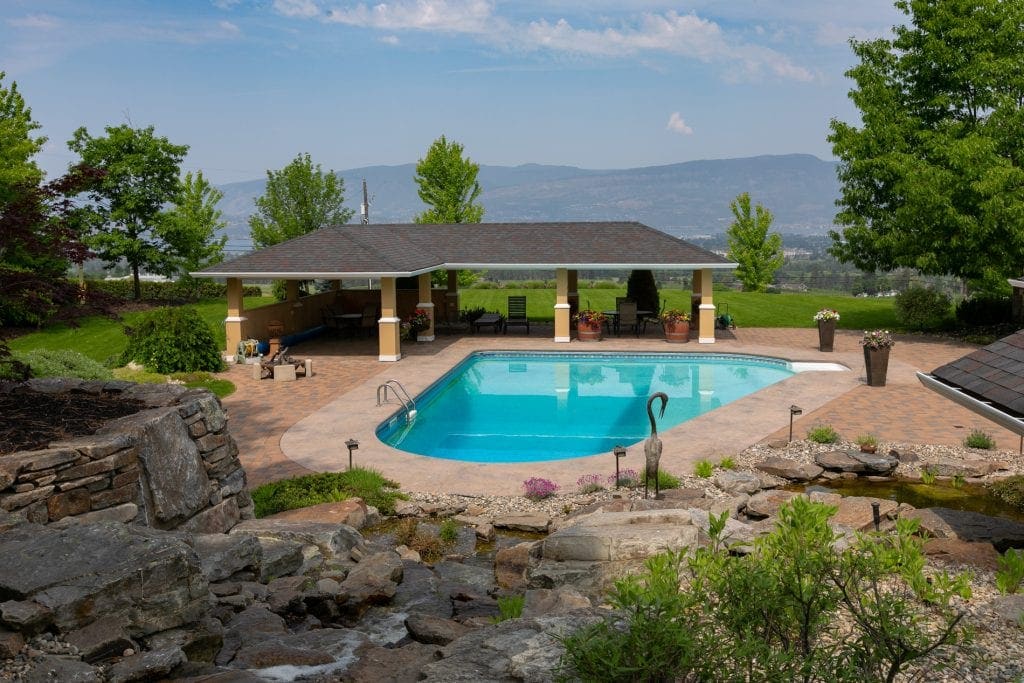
[65,615,136,662]
[229,518,362,559]
[542,510,697,562]
[19,654,101,682]
[142,616,224,663]
[340,551,403,612]
[989,594,1024,627]
[0,599,52,636]
[347,641,443,683]
[0,627,24,658]
[405,612,474,645]
[926,460,1008,478]
[657,487,707,504]
[521,587,591,618]
[191,533,262,582]
[216,605,287,666]
[714,471,762,495]
[806,492,899,532]
[0,522,207,637]
[393,500,424,517]
[492,513,550,533]
[744,489,798,519]
[255,537,304,583]
[105,647,186,683]
[181,497,241,535]
[688,508,758,548]
[495,542,534,590]
[901,508,1024,551]
[755,457,823,482]
[923,538,1001,571]
[263,498,370,530]
[434,560,497,596]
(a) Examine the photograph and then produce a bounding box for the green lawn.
[8,296,274,364]
[461,288,898,330]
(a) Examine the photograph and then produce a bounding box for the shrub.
[87,278,261,302]
[855,434,878,448]
[439,518,459,545]
[12,349,113,380]
[459,307,487,323]
[586,280,619,289]
[120,306,225,374]
[576,473,604,494]
[647,470,681,490]
[522,477,559,501]
[807,424,840,444]
[493,594,525,623]
[962,429,995,450]
[251,467,406,517]
[894,285,951,331]
[956,295,1011,327]
[694,460,714,478]
[719,456,737,470]
[558,499,971,682]
[989,475,1024,511]
[920,467,937,485]
[607,469,639,488]
[996,549,1024,594]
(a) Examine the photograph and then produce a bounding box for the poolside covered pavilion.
[194,221,737,362]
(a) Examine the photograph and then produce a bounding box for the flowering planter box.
[817,319,836,352]
[864,346,890,387]
[664,320,690,343]
[577,322,603,341]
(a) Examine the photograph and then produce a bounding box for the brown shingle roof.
[195,222,734,278]
[931,329,1024,418]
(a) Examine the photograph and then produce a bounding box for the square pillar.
[379,277,401,361]
[697,268,716,344]
[224,278,247,360]
[445,270,460,324]
[554,268,571,342]
[567,269,579,323]
[690,269,702,330]
[417,273,435,342]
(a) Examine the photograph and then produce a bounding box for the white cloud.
[380,35,401,45]
[212,0,242,9]
[218,20,242,36]
[7,14,60,30]
[273,0,321,19]
[325,0,497,34]
[666,112,693,135]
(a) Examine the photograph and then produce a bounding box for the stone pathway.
[221,327,1022,491]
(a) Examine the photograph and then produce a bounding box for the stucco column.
[445,270,460,324]
[554,268,570,342]
[698,268,716,344]
[379,277,401,361]
[417,273,435,342]
[690,269,702,332]
[567,269,579,324]
[225,277,246,360]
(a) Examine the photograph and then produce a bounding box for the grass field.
[8,296,275,364]
[461,288,898,330]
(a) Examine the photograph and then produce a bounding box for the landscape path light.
[613,445,627,489]
[788,405,803,443]
[345,438,359,470]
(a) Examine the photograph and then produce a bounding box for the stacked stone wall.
[0,379,253,533]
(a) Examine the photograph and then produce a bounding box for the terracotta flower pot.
[664,320,690,343]
[817,319,836,352]
[864,346,891,387]
[577,321,603,341]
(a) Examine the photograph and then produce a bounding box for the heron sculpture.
[644,392,669,499]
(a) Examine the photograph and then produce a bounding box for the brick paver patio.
[222,327,1022,492]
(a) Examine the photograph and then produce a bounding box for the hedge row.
[86,279,263,302]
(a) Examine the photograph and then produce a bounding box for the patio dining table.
[603,310,654,334]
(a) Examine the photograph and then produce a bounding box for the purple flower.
[522,477,560,501]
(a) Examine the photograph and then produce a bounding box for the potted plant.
[861,329,895,386]
[403,308,431,341]
[855,433,879,454]
[573,309,607,341]
[813,308,840,352]
[660,309,691,343]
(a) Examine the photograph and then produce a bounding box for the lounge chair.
[504,296,530,335]
[472,313,502,334]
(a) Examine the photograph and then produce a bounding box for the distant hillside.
[217,154,840,253]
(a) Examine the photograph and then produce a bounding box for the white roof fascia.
[441,262,738,270]
[916,372,1024,436]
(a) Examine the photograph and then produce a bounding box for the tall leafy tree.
[160,171,227,277]
[726,192,783,292]
[413,135,484,224]
[68,125,189,300]
[249,152,353,248]
[828,0,1024,289]
[0,72,44,207]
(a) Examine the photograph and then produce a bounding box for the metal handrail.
[376,379,417,421]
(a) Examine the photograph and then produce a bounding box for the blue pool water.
[377,352,795,463]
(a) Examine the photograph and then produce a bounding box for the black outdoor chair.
[504,296,530,334]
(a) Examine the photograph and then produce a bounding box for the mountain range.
[216,153,842,253]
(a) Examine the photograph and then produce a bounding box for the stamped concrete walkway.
[221,327,1022,494]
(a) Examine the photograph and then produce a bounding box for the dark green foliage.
[251,467,406,517]
[87,278,261,302]
[895,285,951,331]
[644,469,681,490]
[625,270,660,314]
[962,429,995,450]
[989,475,1024,511]
[807,424,840,444]
[726,192,784,292]
[13,349,112,380]
[120,306,225,373]
[493,595,525,623]
[559,499,971,683]
[955,296,1011,327]
[439,518,459,544]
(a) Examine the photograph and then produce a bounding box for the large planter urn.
[664,320,691,343]
[817,319,836,352]
[577,321,603,342]
[863,346,891,387]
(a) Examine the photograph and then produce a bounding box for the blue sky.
[2,0,903,184]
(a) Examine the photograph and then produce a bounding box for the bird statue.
[644,392,669,499]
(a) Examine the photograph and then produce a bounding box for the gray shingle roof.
[931,330,1024,417]
[195,222,734,278]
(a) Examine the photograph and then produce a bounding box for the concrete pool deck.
[221,327,1023,495]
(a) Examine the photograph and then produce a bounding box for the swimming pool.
[376,351,799,463]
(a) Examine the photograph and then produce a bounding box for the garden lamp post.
[871,501,881,531]
[345,438,359,470]
[789,405,803,443]
[613,445,627,489]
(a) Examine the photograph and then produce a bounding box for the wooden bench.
[472,313,502,334]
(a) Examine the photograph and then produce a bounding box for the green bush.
[694,460,714,478]
[645,470,681,490]
[558,498,971,682]
[439,518,459,544]
[8,349,113,380]
[962,429,995,450]
[493,594,525,623]
[251,467,406,517]
[585,280,620,289]
[956,295,1011,327]
[989,475,1024,511]
[807,424,840,444]
[719,456,737,470]
[120,306,225,374]
[88,278,261,302]
[894,285,952,331]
